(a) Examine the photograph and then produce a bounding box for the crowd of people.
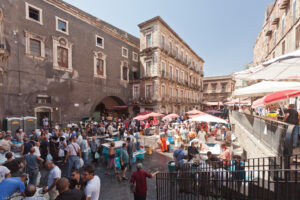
[0,118,159,200]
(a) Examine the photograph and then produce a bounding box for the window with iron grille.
[36,96,51,104]
[29,38,41,56]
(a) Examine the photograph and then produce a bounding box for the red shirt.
[130,170,152,196]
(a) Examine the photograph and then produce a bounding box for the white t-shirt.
[0,166,10,183]
[85,176,101,200]
[33,146,41,157]
[48,166,61,188]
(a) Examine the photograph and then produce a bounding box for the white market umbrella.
[189,114,227,124]
[233,81,300,98]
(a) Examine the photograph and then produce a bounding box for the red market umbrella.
[137,111,152,116]
[133,115,149,121]
[264,89,300,104]
[162,113,179,120]
[147,112,164,117]
[252,89,300,108]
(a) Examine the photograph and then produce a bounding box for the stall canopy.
[189,114,227,124]
[233,81,300,98]
[237,50,300,81]
[186,109,204,115]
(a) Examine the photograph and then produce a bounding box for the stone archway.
[92,96,128,121]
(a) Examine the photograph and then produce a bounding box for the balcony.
[271,16,279,25]
[280,0,289,9]
[265,29,272,36]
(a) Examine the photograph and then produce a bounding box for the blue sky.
[64,0,274,76]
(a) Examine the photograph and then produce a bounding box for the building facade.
[130,17,204,115]
[0,0,140,127]
[253,0,300,65]
[202,75,235,109]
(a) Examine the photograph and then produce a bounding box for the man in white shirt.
[43,160,61,200]
[82,165,100,200]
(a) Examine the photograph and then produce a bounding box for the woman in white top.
[198,128,207,144]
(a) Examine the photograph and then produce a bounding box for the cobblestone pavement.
[40,151,172,200]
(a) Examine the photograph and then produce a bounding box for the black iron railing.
[156,168,300,200]
[230,111,295,156]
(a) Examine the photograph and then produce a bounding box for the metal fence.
[231,111,295,156]
[156,169,300,200]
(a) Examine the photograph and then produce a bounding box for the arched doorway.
[93,96,128,121]
[34,106,53,128]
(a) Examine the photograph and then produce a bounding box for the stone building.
[129,17,204,115]
[0,0,140,128]
[253,0,300,65]
[202,75,235,109]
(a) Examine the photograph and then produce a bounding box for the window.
[132,67,139,80]
[180,50,183,61]
[36,96,51,104]
[169,42,172,54]
[169,87,172,99]
[96,59,104,76]
[181,71,184,82]
[203,84,208,92]
[145,60,152,76]
[176,89,178,100]
[161,35,165,49]
[94,51,107,78]
[122,47,128,58]
[296,25,300,49]
[169,65,173,79]
[29,38,41,56]
[53,36,73,71]
[96,35,104,48]
[161,85,166,97]
[180,90,183,99]
[274,31,277,47]
[273,52,275,58]
[145,84,153,99]
[161,61,166,77]
[282,41,286,55]
[25,3,43,25]
[133,85,140,99]
[175,68,179,82]
[132,52,138,62]
[55,17,68,35]
[57,47,68,68]
[121,61,129,81]
[175,46,178,58]
[146,33,152,48]
[211,83,217,92]
[25,31,45,59]
[281,16,285,36]
[293,0,297,21]
[221,83,227,92]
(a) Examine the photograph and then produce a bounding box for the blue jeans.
[293,125,300,147]
[28,169,39,185]
[82,152,88,165]
[67,156,80,177]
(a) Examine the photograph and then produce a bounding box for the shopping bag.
[58,149,65,157]
[95,152,100,159]
[79,158,84,168]
[46,154,53,161]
